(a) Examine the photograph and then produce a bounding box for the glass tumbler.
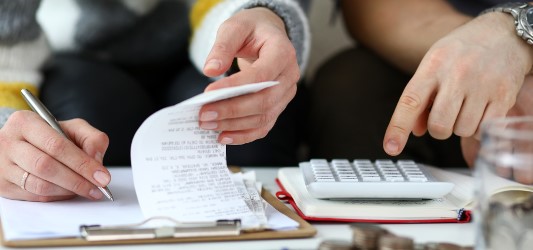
[474,116,533,250]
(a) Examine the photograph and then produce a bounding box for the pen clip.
[79,216,241,241]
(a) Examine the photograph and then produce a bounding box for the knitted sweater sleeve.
[0,0,50,128]
[189,0,310,76]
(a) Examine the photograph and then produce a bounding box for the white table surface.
[1,167,475,250]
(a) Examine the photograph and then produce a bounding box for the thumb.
[203,25,248,77]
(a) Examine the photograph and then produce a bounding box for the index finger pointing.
[383,77,436,156]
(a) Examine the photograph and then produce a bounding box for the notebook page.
[425,166,475,208]
[0,168,297,241]
[0,168,144,241]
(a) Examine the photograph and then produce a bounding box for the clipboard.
[0,174,316,248]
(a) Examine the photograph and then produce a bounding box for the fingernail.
[93,171,110,186]
[200,111,218,121]
[95,152,104,164]
[204,59,221,71]
[220,137,233,144]
[385,140,400,155]
[200,121,218,130]
[89,188,103,200]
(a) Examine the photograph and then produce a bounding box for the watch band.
[480,2,533,45]
[480,2,528,17]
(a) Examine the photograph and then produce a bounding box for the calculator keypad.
[309,159,428,183]
[299,159,455,199]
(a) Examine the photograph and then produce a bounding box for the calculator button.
[406,176,428,182]
[310,159,328,164]
[361,176,382,182]
[384,176,405,182]
[331,159,350,164]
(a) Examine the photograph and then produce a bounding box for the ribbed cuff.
[242,0,310,73]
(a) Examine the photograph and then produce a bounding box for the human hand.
[383,12,533,156]
[461,74,533,168]
[0,111,110,202]
[197,7,300,145]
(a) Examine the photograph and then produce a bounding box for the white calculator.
[299,159,455,200]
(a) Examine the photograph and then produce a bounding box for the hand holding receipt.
[20,89,114,201]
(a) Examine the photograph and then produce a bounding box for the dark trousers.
[39,54,308,167]
[307,46,468,168]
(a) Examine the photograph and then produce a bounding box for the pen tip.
[98,186,114,201]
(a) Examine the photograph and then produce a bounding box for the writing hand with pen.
[0,90,113,202]
[0,5,303,202]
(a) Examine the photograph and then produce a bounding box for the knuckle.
[70,179,87,194]
[7,111,28,125]
[3,111,27,132]
[495,88,517,108]
[450,58,475,81]
[44,136,67,156]
[454,126,474,137]
[389,124,410,135]
[220,18,241,31]
[257,127,270,140]
[211,41,230,55]
[257,114,269,127]
[398,92,423,112]
[0,182,10,195]
[224,104,239,119]
[292,69,301,83]
[74,158,92,174]
[428,122,451,139]
[34,180,54,196]
[33,155,55,176]
[264,111,278,125]
[69,118,85,126]
[240,134,254,144]
[0,133,9,148]
[289,85,297,99]
[253,69,271,83]
[286,46,297,61]
[423,47,448,72]
[84,131,109,149]
[93,131,109,145]
[253,121,275,142]
[260,96,277,114]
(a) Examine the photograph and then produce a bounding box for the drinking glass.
[474,116,533,250]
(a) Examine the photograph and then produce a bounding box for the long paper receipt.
[131,81,280,229]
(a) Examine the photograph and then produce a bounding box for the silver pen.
[20,89,114,201]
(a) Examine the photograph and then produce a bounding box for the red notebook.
[275,167,472,224]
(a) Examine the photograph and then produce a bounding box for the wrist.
[480,2,533,73]
[241,0,310,72]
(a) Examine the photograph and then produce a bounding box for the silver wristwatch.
[480,2,533,45]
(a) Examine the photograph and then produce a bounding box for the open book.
[276,166,533,223]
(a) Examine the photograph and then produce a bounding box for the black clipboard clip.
[80,217,241,241]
